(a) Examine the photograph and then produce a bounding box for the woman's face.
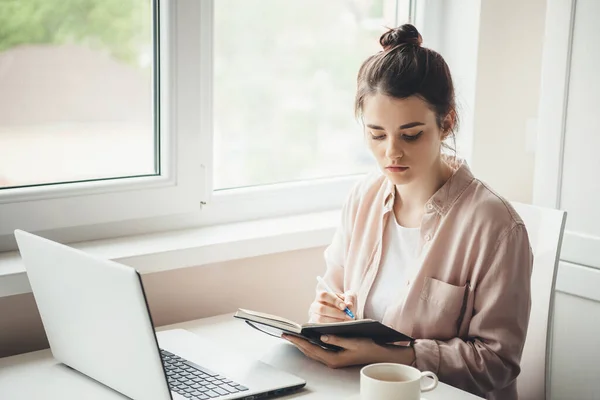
[362,93,447,186]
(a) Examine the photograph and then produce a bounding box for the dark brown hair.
[355,24,458,144]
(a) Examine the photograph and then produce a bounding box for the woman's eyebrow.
[365,122,425,130]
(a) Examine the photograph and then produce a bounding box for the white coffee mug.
[360,363,438,400]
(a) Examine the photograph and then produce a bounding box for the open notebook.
[234,308,413,351]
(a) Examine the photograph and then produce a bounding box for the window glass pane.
[0,0,157,189]
[214,0,407,190]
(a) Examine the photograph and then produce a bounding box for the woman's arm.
[308,216,354,323]
[413,224,533,396]
[308,182,361,322]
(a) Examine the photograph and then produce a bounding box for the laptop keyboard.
[160,349,248,399]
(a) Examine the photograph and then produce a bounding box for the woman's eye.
[402,130,424,142]
[370,133,386,141]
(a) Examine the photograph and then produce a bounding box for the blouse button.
[426,203,434,211]
[424,234,432,241]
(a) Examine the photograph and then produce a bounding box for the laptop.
[14,229,306,400]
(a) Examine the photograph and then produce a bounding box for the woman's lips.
[386,166,409,172]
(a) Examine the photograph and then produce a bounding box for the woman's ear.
[440,112,456,139]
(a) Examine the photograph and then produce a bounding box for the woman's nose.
[385,137,404,159]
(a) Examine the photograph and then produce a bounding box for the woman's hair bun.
[379,24,423,51]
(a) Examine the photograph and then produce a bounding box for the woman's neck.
[393,157,453,227]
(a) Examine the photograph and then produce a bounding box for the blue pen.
[316,276,355,319]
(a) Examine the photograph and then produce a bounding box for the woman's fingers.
[340,291,357,316]
[309,301,351,321]
[316,290,348,311]
[340,291,356,307]
[309,289,358,323]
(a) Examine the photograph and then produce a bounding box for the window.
[0,0,206,241]
[0,0,156,189]
[0,0,413,247]
[213,0,409,190]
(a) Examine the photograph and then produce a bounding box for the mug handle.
[420,371,438,392]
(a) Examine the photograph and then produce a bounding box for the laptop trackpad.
[156,328,305,394]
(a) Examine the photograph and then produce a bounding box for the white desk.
[0,314,483,399]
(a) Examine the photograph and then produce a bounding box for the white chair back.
[512,202,567,400]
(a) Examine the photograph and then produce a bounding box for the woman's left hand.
[282,334,413,369]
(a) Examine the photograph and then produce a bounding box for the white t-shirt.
[363,214,421,321]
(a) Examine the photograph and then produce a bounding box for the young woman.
[283,24,533,400]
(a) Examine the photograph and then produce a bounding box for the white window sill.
[0,210,340,298]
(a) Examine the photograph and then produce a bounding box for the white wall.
[470,0,546,204]
[425,0,544,204]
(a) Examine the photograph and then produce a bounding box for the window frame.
[0,0,417,252]
[0,0,209,240]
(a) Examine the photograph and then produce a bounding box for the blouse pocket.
[415,277,468,340]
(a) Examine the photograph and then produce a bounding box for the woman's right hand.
[308,290,357,323]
